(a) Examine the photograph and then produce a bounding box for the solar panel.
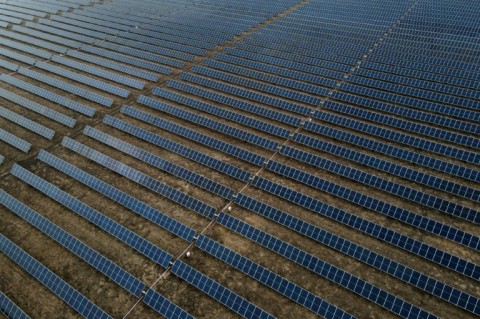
[267,158,479,226]
[0,57,19,71]
[340,83,479,123]
[0,291,31,319]
[121,105,266,167]
[115,32,207,56]
[107,36,196,62]
[35,61,129,98]
[65,50,159,82]
[83,126,235,199]
[323,99,479,149]
[0,87,76,128]
[17,67,109,109]
[167,80,301,127]
[0,190,146,297]
[217,213,437,318]
[102,116,251,182]
[0,28,67,53]
[41,16,111,38]
[332,91,479,135]
[80,45,171,75]
[0,235,112,319]
[0,128,31,153]
[10,25,81,49]
[191,65,326,105]
[0,155,4,165]
[301,121,479,183]
[153,87,290,139]
[93,40,185,68]
[51,55,144,90]
[143,289,194,319]
[0,37,52,60]
[137,95,279,151]
[196,235,355,319]
[205,57,335,92]
[251,176,480,279]
[234,194,480,315]
[0,15,22,24]
[0,48,36,65]
[0,105,54,140]
[312,111,479,164]
[171,260,275,319]
[0,8,34,20]
[223,47,344,80]
[0,4,47,17]
[179,73,313,116]
[61,137,217,220]
[25,21,96,44]
[10,164,173,268]
[0,74,94,117]
[130,28,216,50]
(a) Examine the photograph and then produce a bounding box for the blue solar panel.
[0,74,94,118]
[0,59,18,72]
[0,48,36,65]
[17,67,109,109]
[312,111,480,164]
[234,194,480,315]
[10,164,173,268]
[102,115,251,182]
[332,91,479,135]
[65,50,159,82]
[0,128,31,153]
[61,137,217,220]
[152,87,290,139]
[0,235,112,319]
[93,41,185,68]
[341,82,479,123]
[171,260,275,319]
[0,87,75,128]
[323,99,480,149]
[196,235,355,319]
[0,291,30,319]
[12,24,82,48]
[301,122,479,183]
[143,289,194,319]
[205,57,334,93]
[179,72,313,116]
[37,150,196,242]
[51,55,144,90]
[0,105,55,140]
[251,176,480,279]
[80,45,171,75]
[0,37,52,59]
[121,105,266,167]
[26,21,96,43]
[191,65,326,105]
[223,47,345,80]
[0,28,67,53]
[130,28,216,50]
[217,213,436,318]
[34,61,129,98]
[166,80,301,127]
[137,95,279,151]
[83,126,235,200]
[267,158,479,227]
[0,190,145,297]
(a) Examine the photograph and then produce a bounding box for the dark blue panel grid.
[0,291,31,319]
[0,235,112,319]
[0,189,145,297]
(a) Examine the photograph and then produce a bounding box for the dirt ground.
[1,1,479,319]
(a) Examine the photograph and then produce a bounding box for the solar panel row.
[0,190,146,297]
[10,164,173,268]
[0,235,112,319]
